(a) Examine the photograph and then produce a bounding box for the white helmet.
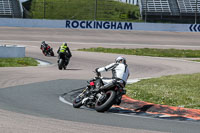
[115,56,126,64]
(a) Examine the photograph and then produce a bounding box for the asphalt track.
[0,27,200,132]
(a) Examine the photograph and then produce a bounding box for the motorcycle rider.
[95,56,130,105]
[40,41,49,53]
[57,42,72,68]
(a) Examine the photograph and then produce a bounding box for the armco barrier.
[0,18,198,32]
[0,45,25,58]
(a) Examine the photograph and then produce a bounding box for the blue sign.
[189,24,200,32]
[66,20,133,30]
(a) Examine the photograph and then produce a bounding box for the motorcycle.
[40,45,54,56]
[73,72,126,112]
[58,53,70,70]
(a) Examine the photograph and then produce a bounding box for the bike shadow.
[108,107,136,113]
[65,88,155,116]
[108,105,154,115]
[65,69,82,70]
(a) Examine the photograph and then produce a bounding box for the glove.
[95,68,101,77]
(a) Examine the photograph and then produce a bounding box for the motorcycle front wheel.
[95,90,116,112]
[73,87,89,108]
[43,51,47,56]
[73,96,83,108]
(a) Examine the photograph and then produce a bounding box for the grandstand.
[0,0,12,17]
[139,0,200,22]
[177,0,200,15]
[141,0,171,15]
[0,0,23,18]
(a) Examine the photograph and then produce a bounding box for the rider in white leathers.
[95,56,130,94]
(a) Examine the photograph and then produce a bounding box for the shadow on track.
[65,69,82,70]
[60,88,200,122]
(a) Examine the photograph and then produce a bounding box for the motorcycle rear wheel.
[50,51,54,56]
[95,90,116,112]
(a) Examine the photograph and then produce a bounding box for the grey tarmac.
[0,27,200,132]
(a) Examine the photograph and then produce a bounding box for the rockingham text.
[66,20,133,30]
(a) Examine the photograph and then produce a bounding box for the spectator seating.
[141,0,171,13]
[0,0,13,17]
[177,0,200,13]
[140,0,200,20]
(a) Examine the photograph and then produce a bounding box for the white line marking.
[1,39,200,48]
[159,115,171,118]
[127,77,152,84]
[36,59,51,66]
[59,96,73,106]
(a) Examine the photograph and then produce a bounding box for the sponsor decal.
[66,20,133,30]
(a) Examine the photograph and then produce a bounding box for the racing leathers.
[96,62,130,93]
[57,44,72,66]
[40,42,48,53]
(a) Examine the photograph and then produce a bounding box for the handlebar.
[93,71,101,77]
[96,72,101,77]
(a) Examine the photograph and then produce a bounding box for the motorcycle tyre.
[58,59,63,70]
[50,51,54,56]
[63,59,69,70]
[73,97,83,108]
[63,65,66,70]
[42,51,47,56]
[95,90,116,112]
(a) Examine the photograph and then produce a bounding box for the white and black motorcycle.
[73,72,126,112]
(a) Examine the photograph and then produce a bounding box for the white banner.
[0,18,197,32]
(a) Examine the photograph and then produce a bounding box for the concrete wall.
[0,45,25,58]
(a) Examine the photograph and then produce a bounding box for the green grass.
[0,57,39,67]
[30,0,140,21]
[78,47,200,58]
[193,60,200,62]
[79,47,200,109]
[126,73,200,109]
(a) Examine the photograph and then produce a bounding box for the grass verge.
[79,47,200,109]
[78,47,200,58]
[193,60,200,62]
[30,0,140,21]
[126,73,200,109]
[0,57,39,67]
